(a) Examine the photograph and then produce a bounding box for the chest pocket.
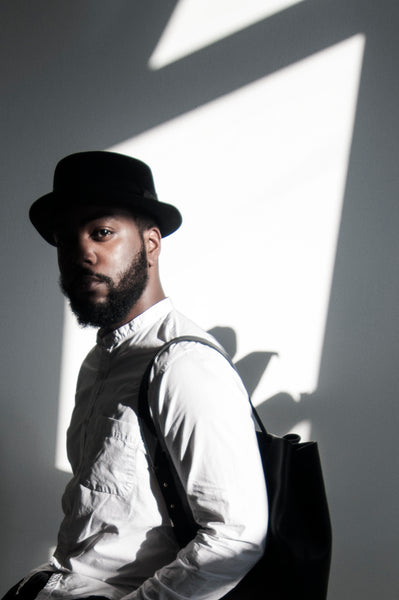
[79,416,138,498]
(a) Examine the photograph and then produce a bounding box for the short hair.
[132,212,159,235]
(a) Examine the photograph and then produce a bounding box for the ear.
[143,226,162,267]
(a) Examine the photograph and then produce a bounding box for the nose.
[57,233,97,269]
[76,235,97,265]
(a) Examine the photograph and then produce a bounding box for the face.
[55,206,149,330]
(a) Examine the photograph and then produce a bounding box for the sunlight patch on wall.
[149,0,306,69]
[55,34,364,472]
[55,304,96,471]
[113,34,365,403]
[288,419,312,442]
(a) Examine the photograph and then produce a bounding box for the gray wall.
[1,1,398,598]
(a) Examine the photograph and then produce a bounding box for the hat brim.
[29,189,182,245]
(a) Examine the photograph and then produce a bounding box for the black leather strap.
[137,335,267,547]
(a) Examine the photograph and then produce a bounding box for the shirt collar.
[97,297,173,351]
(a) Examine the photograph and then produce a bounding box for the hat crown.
[53,151,157,200]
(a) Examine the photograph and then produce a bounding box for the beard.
[59,245,149,330]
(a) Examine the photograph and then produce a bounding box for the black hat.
[29,151,182,245]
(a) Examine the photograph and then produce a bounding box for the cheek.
[105,245,136,279]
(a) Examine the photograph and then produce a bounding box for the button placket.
[77,350,111,476]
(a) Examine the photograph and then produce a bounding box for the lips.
[76,275,106,292]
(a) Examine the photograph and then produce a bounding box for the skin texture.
[55,205,165,331]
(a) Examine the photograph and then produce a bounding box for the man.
[5,152,268,600]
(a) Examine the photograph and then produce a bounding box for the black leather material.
[1,573,111,600]
[1,573,53,600]
[221,432,332,599]
[139,336,332,600]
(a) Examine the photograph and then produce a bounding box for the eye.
[92,227,113,241]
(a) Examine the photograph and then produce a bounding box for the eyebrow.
[54,208,125,233]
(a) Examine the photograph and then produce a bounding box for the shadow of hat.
[29,151,182,245]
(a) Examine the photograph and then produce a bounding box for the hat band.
[54,181,158,202]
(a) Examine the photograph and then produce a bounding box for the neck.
[103,280,166,333]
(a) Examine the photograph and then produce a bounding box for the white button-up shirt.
[35,299,268,600]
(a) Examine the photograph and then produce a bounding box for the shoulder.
[151,306,232,376]
[149,336,250,421]
[145,304,250,413]
[154,305,213,342]
[153,336,233,383]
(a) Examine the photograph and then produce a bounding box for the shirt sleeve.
[125,342,268,600]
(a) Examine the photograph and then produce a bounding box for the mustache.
[61,266,113,288]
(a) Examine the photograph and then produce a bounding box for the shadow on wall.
[208,326,277,397]
[209,325,313,439]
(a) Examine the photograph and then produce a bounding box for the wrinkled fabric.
[35,299,268,600]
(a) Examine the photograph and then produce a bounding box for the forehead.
[54,205,138,231]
